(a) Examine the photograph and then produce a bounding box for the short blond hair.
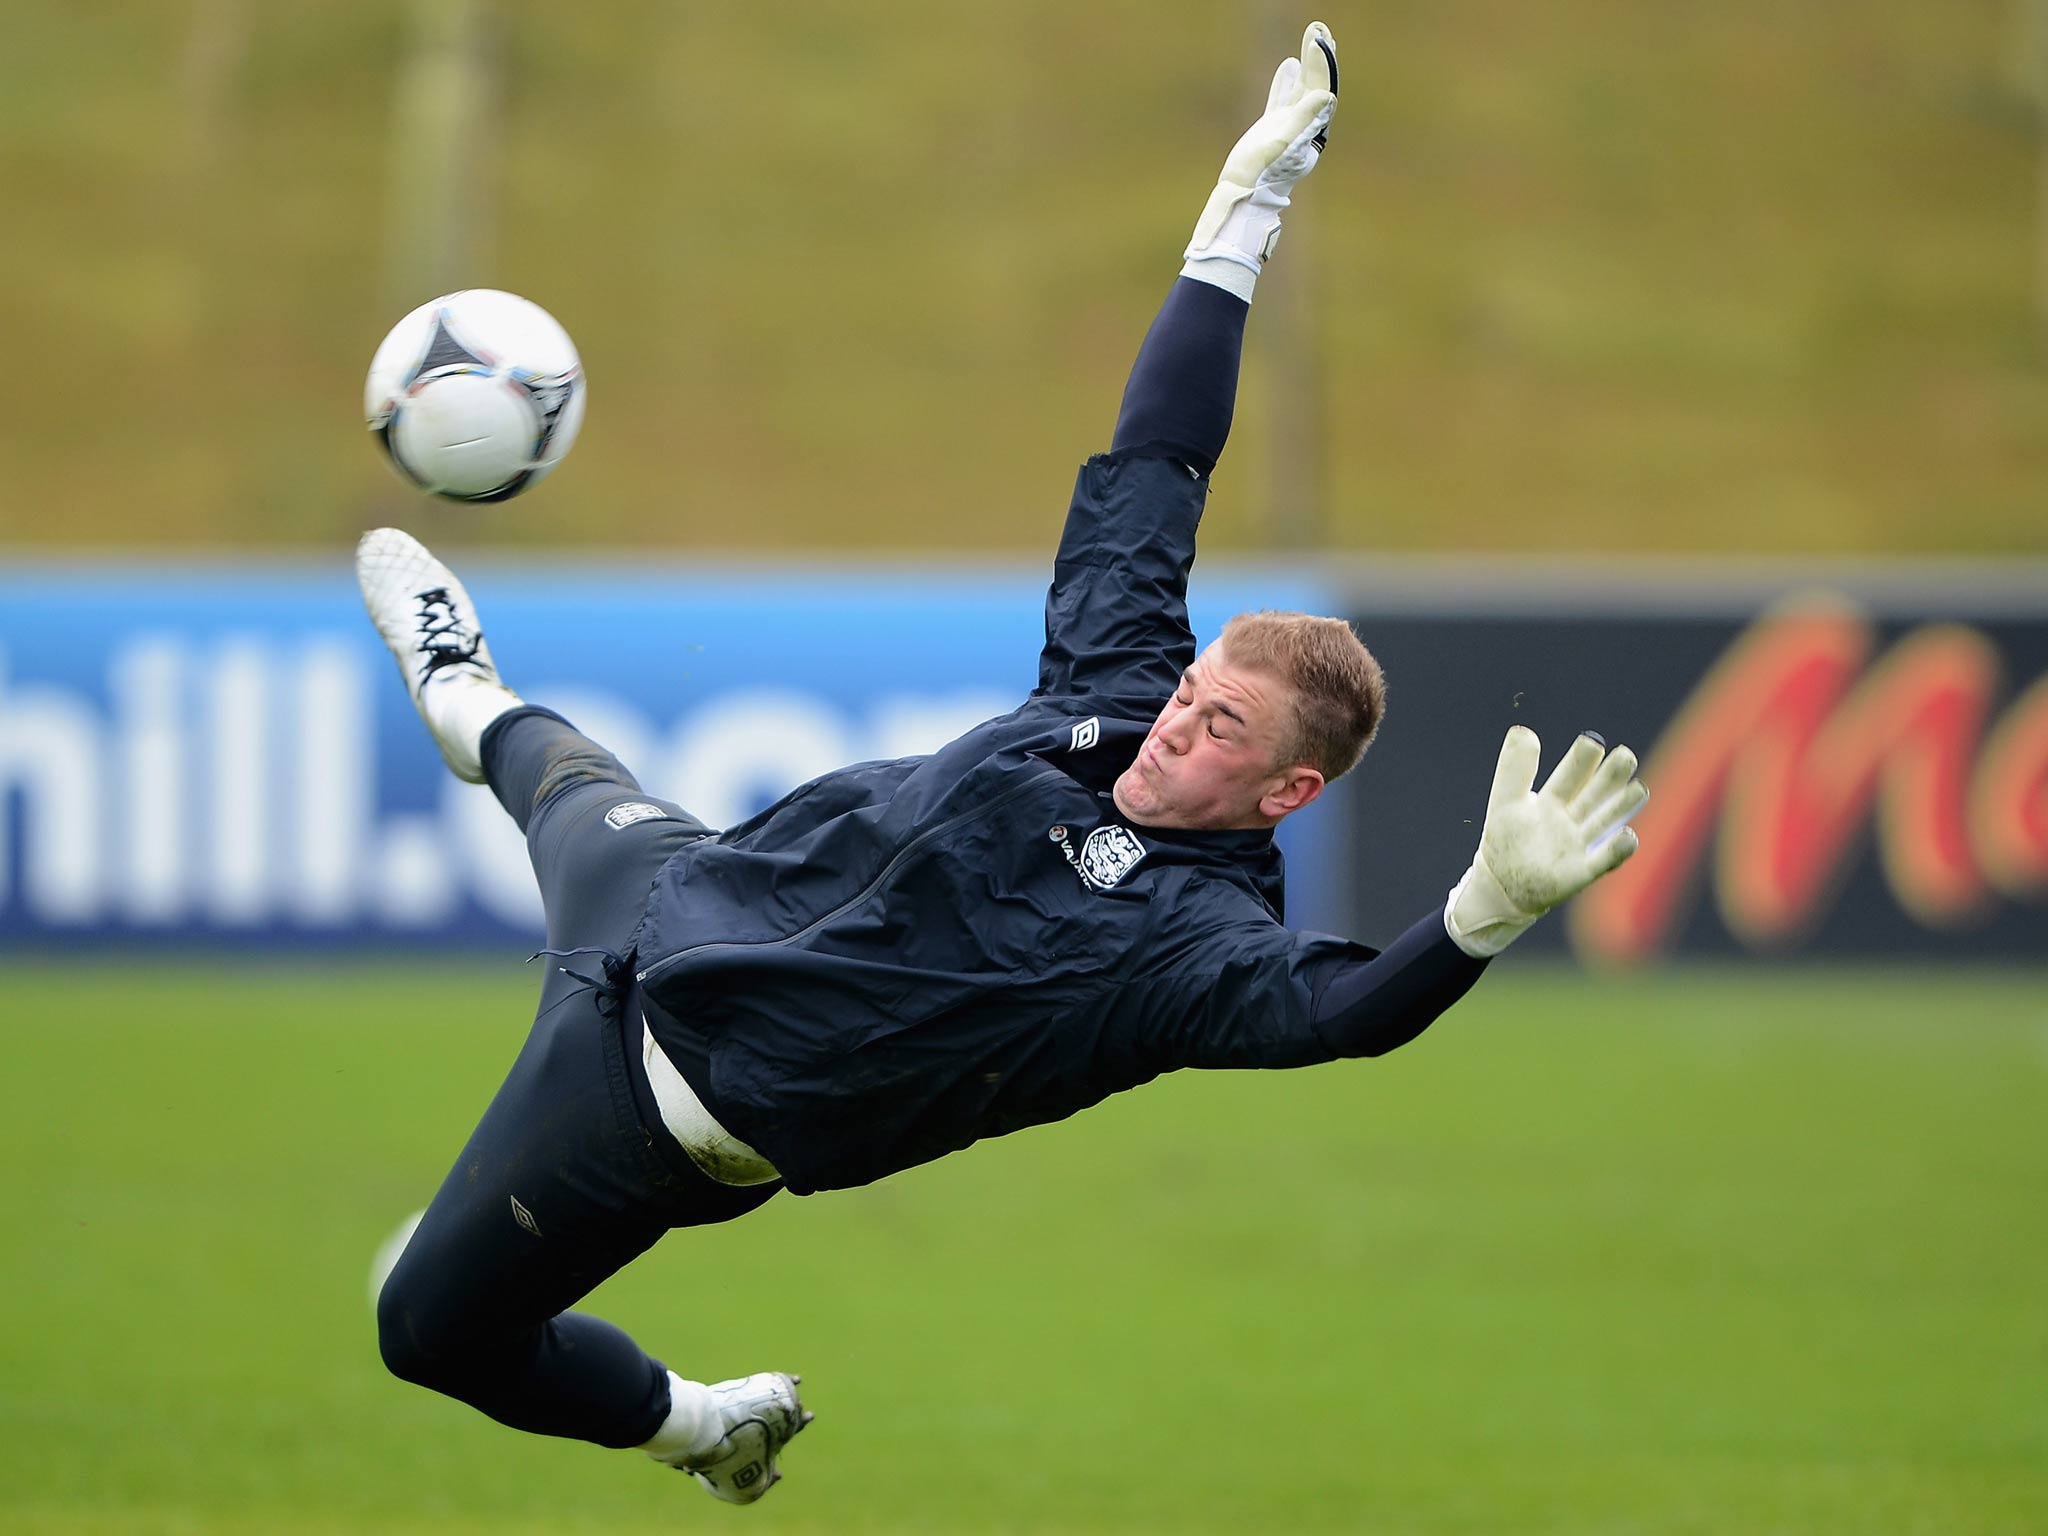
[1218,611,1386,781]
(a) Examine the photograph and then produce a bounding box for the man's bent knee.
[375,1273,437,1387]
[376,1268,493,1395]
[481,707,641,835]
[533,741,640,817]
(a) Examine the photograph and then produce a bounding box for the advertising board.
[5,560,2041,960]
[1338,567,2048,961]
[0,563,1332,948]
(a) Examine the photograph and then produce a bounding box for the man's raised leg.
[356,529,811,1503]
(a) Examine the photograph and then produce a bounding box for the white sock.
[423,674,521,766]
[1180,253,1260,304]
[638,1371,719,1465]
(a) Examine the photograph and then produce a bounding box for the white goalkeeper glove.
[1183,21,1338,300]
[1445,726,1649,959]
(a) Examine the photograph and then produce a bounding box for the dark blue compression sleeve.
[1304,906,1490,1059]
[1111,276,1249,476]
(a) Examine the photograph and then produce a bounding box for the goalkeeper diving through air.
[359,22,1647,1505]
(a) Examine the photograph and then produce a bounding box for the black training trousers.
[375,707,780,1448]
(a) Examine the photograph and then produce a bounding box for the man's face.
[1111,644,1324,830]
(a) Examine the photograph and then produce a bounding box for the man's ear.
[1261,766,1325,820]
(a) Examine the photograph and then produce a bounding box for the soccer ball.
[365,288,587,501]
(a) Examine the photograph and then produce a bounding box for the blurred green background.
[5,0,2048,554]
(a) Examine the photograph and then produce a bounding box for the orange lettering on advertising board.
[1972,673,2048,899]
[1570,598,2021,961]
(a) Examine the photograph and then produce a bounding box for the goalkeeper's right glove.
[1184,21,1339,292]
[1445,726,1649,959]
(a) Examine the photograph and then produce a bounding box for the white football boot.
[676,1372,813,1505]
[355,527,521,783]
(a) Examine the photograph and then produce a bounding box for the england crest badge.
[1076,824,1147,890]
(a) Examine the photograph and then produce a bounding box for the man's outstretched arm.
[1150,728,1650,1070]
[1309,727,1650,1053]
[1036,23,1338,704]
[1114,17,1338,471]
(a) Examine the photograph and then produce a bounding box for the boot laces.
[413,587,483,683]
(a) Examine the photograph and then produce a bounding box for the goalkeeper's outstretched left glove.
[1183,21,1338,298]
[1445,726,1649,959]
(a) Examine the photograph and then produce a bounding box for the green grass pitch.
[3,961,2044,1535]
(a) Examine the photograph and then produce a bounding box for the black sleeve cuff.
[1307,904,1490,1059]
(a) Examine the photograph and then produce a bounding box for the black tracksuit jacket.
[628,450,1486,1195]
